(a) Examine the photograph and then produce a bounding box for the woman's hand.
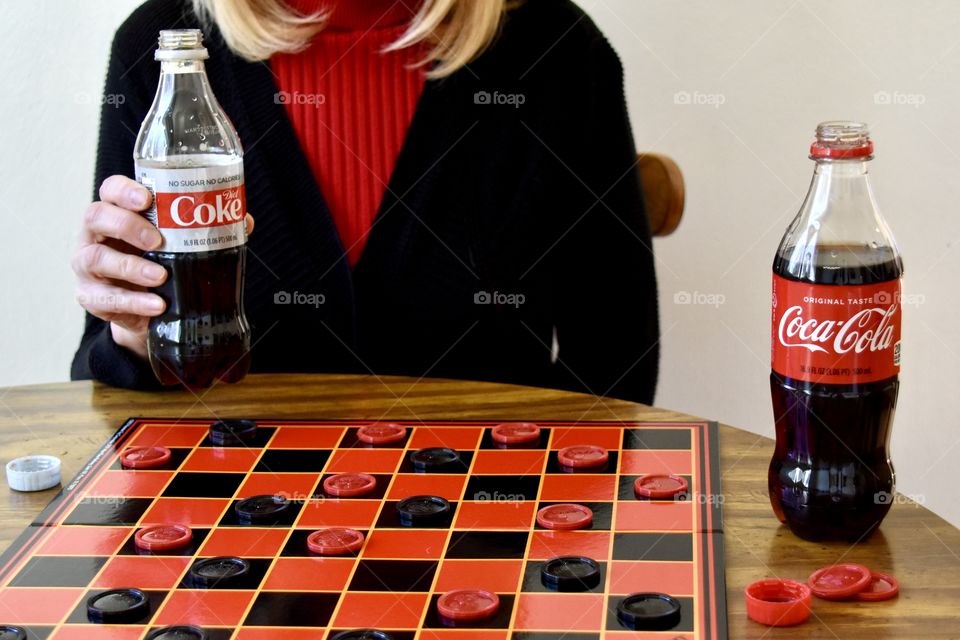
[73,175,254,360]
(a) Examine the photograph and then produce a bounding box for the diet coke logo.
[777,304,897,355]
[156,187,246,229]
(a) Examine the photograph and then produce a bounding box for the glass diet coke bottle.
[134,30,250,387]
[769,121,902,541]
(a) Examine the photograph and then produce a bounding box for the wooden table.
[0,374,957,638]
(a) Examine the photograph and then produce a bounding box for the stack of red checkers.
[808,564,899,602]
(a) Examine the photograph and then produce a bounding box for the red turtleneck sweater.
[271,1,425,266]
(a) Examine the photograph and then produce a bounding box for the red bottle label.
[771,274,901,384]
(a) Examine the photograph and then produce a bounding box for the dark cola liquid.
[146,247,250,388]
[770,245,902,541]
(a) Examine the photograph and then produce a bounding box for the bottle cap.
[744,579,812,626]
[810,121,873,159]
[6,455,61,492]
[156,29,209,61]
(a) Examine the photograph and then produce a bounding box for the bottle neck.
[805,159,877,223]
[159,58,208,75]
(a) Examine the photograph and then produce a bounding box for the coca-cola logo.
[155,186,246,229]
[777,304,897,355]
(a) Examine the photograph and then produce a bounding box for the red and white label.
[771,273,901,384]
[135,161,246,253]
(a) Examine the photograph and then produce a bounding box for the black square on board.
[63,497,153,526]
[622,428,691,450]
[423,594,515,628]
[348,560,438,592]
[161,472,245,498]
[534,502,612,530]
[617,476,692,502]
[244,592,340,626]
[10,556,108,587]
[65,589,167,624]
[611,533,693,562]
[545,451,618,474]
[198,427,276,448]
[445,531,528,559]
[109,448,191,471]
[118,528,210,556]
[521,559,606,593]
[255,449,331,473]
[605,595,694,632]
[375,501,456,529]
[464,476,540,502]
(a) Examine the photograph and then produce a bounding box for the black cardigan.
[71,0,660,404]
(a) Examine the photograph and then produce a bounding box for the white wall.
[1,1,958,528]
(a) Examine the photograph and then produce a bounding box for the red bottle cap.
[121,446,172,469]
[536,503,593,530]
[134,524,193,552]
[491,422,541,444]
[437,589,500,621]
[853,571,899,602]
[557,445,608,469]
[633,474,689,499]
[323,472,377,498]
[745,579,812,627]
[306,527,365,555]
[808,563,873,600]
[357,423,407,445]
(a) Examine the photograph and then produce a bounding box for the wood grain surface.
[0,374,956,638]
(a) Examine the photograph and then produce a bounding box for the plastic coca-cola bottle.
[769,121,902,541]
[134,29,250,387]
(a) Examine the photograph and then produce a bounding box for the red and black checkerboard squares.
[348,559,438,591]
[622,427,692,450]
[463,475,540,503]
[444,531,528,559]
[243,592,341,627]
[64,589,168,624]
[63,497,154,526]
[9,556,108,587]
[511,633,599,640]
[162,472,245,498]
[254,449,331,473]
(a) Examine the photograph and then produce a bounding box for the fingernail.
[129,188,148,208]
[143,264,165,281]
[146,297,165,312]
[140,229,161,249]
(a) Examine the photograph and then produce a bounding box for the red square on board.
[408,427,482,450]
[93,556,190,589]
[128,424,205,448]
[528,531,611,560]
[454,501,536,530]
[51,626,147,640]
[237,473,320,501]
[270,426,345,449]
[199,527,289,557]
[615,501,693,531]
[155,590,254,626]
[513,593,604,630]
[0,588,84,624]
[387,474,466,501]
[434,560,523,593]
[264,557,355,591]
[620,450,692,475]
[235,630,326,640]
[539,474,616,501]
[471,450,545,475]
[142,498,230,526]
[86,470,173,498]
[609,561,694,596]
[327,449,402,473]
[182,448,261,473]
[297,499,380,528]
[37,526,130,556]
[362,529,449,559]
[550,427,622,451]
[333,592,428,629]
[420,632,508,640]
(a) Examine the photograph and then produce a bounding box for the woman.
[71,0,660,404]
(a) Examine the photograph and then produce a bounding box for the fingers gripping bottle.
[134,30,250,387]
[769,122,903,541]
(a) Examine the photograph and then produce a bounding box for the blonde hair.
[192,0,509,78]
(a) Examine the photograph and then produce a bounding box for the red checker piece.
[808,563,873,600]
[120,446,171,469]
[307,527,365,555]
[323,472,377,498]
[557,445,608,469]
[853,571,899,602]
[135,524,193,552]
[437,589,500,622]
[634,474,689,499]
[536,503,593,530]
[492,422,541,445]
[357,422,407,445]
[745,579,812,627]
